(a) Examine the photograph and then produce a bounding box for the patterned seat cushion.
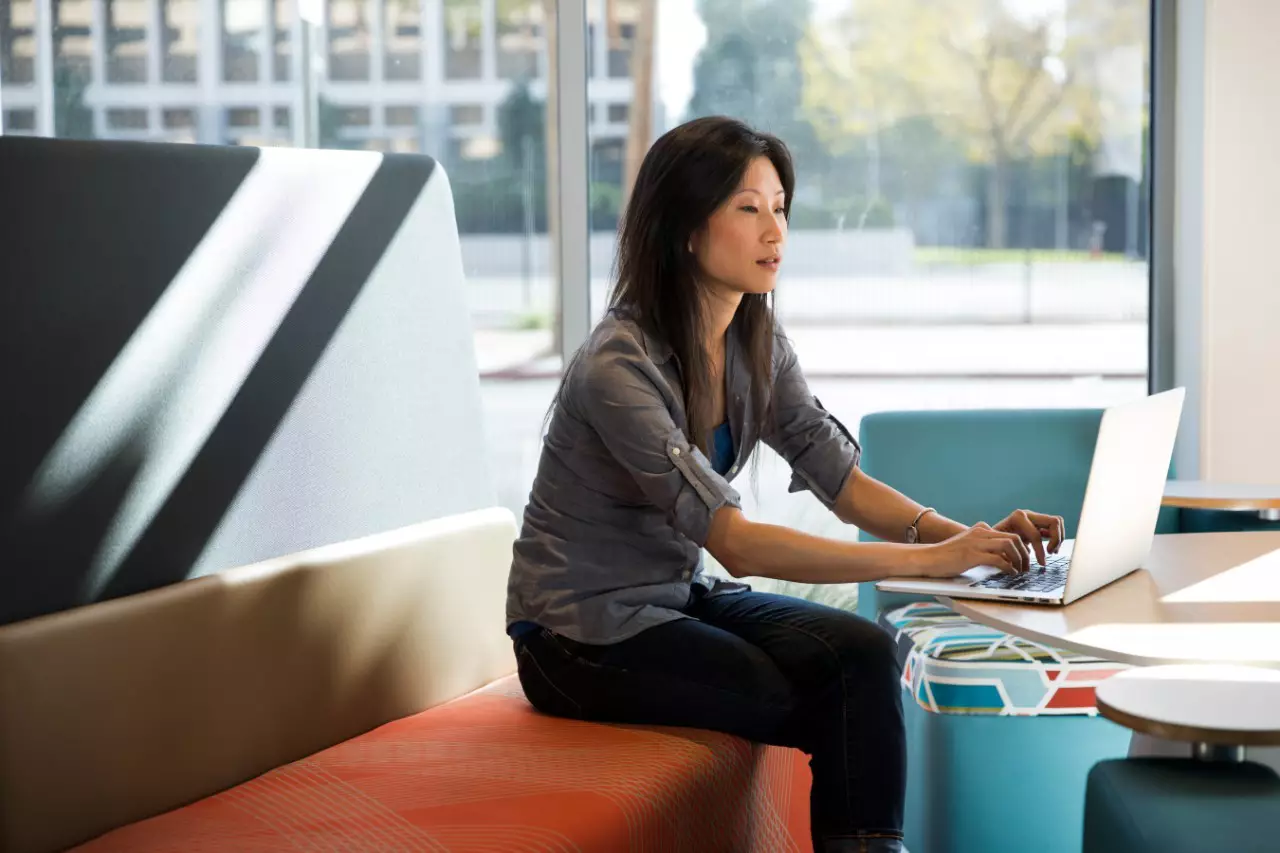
[884,602,1129,717]
[72,674,813,852]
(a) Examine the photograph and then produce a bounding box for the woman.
[505,116,1065,853]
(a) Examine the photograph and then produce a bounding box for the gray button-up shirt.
[506,310,862,644]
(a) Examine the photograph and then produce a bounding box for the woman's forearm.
[834,469,967,544]
[706,506,927,584]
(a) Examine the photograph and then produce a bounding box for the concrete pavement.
[474,321,1148,379]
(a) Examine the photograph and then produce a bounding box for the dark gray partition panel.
[0,138,493,625]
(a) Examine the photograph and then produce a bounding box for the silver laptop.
[877,388,1186,606]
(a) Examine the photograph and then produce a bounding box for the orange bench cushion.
[73,675,814,852]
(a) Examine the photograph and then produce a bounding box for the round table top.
[1163,480,1280,511]
[1096,664,1280,746]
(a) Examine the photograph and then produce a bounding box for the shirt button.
[730,465,738,474]
[671,447,681,457]
[683,569,693,580]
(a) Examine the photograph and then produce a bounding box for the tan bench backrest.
[0,507,518,853]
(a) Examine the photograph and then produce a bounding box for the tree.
[802,0,1146,248]
[53,66,93,140]
[685,0,823,176]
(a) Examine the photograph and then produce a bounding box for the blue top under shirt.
[509,422,735,641]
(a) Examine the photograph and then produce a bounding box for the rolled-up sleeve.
[764,329,862,509]
[576,336,742,546]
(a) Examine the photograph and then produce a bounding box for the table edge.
[1095,695,1280,746]
[1162,495,1280,510]
[938,595,1280,669]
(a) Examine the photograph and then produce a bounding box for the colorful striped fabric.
[72,674,813,852]
[885,602,1128,716]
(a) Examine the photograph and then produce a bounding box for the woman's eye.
[775,207,786,215]
[740,205,758,214]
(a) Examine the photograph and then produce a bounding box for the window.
[163,108,197,129]
[225,106,259,128]
[4,110,37,133]
[587,0,1154,534]
[338,106,371,127]
[385,0,421,81]
[272,0,291,81]
[273,106,290,130]
[605,0,637,78]
[162,0,199,82]
[386,105,420,127]
[443,0,481,80]
[52,0,93,83]
[106,108,148,130]
[105,0,148,83]
[0,0,36,84]
[163,108,198,143]
[327,0,370,82]
[449,104,484,126]
[496,0,543,80]
[222,0,262,82]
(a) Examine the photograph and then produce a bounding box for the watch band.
[906,507,936,544]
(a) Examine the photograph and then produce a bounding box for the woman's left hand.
[994,510,1066,569]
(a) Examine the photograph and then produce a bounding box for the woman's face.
[691,156,787,299]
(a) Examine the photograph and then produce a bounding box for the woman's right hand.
[910,522,1031,578]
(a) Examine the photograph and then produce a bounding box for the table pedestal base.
[1130,733,1280,770]
[1193,742,1245,762]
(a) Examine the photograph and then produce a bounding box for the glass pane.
[384,0,421,80]
[496,0,542,80]
[50,0,93,137]
[222,0,262,82]
[591,0,1152,535]
[106,107,148,129]
[1,0,36,84]
[385,104,419,127]
[443,0,481,79]
[327,0,370,81]
[106,0,148,83]
[273,0,291,80]
[162,0,199,82]
[605,0,635,78]
[4,109,37,132]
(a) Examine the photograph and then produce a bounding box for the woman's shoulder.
[578,309,669,370]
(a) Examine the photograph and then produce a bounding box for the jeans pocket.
[517,644,586,719]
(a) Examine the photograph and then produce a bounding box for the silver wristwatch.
[905,507,936,544]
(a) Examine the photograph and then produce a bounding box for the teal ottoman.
[883,602,1133,853]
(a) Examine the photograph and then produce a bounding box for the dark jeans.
[514,588,906,848]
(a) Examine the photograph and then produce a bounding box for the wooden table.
[1163,480,1280,521]
[942,530,1280,668]
[1096,664,1280,761]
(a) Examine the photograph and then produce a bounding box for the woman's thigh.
[689,590,902,699]
[515,618,795,744]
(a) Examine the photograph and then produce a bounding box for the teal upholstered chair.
[1084,759,1280,853]
[856,409,1181,853]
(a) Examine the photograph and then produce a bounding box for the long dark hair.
[607,116,794,454]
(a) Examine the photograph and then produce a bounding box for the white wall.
[1175,0,1280,481]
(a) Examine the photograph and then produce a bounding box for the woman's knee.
[829,614,902,681]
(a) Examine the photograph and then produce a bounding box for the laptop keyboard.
[972,554,1071,593]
